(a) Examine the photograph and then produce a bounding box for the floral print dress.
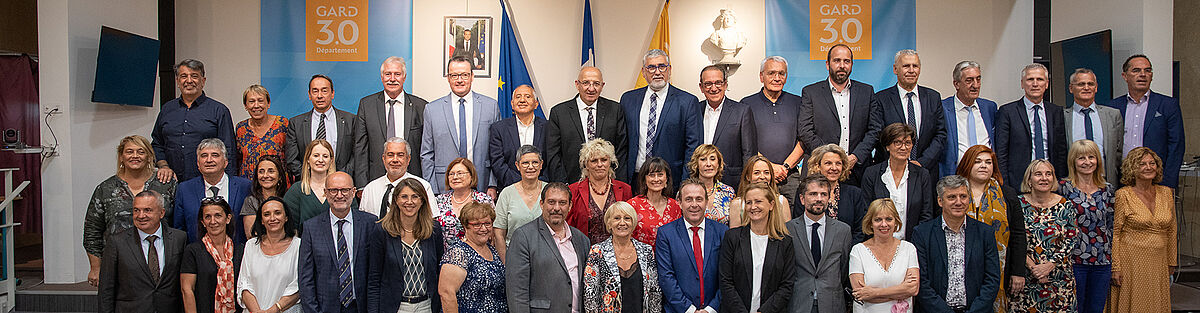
[1010,196,1078,312]
[442,240,507,312]
[704,182,736,225]
[627,196,681,247]
[234,116,289,179]
[434,191,494,247]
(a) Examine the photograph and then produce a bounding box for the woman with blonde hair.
[234,85,289,179]
[1107,147,1176,313]
[582,201,663,313]
[282,139,334,228]
[1057,140,1114,313]
[728,154,792,227]
[718,183,795,313]
[1010,160,1077,311]
[567,138,632,243]
[804,144,867,241]
[848,199,919,313]
[688,144,737,225]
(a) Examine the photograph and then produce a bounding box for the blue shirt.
[1071,102,1106,159]
[137,225,166,276]
[151,93,237,181]
[1022,97,1050,160]
[741,89,803,164]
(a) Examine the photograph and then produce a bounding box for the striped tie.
[315,113,328,141]
[646,93,660,155]
[336,220,354,307]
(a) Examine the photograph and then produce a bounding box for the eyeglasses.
[762,70,787,78]
[448,171,472,178]
[201,196,227,205]
[701,81,726,88]
[448,73,472,80]
[327,188,355,195]
[466,221,494,229]
[576,80,605,88]
[644,64,671,73]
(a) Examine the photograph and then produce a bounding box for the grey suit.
[1063,104,1124,186]
[785,216,852,313]
[98,226,186,313]
[286,108,358,182]
[421,91,500,193]
[354,90,428,183]
[505,216,590,313]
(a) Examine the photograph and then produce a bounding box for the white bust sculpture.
[708,9,748,64]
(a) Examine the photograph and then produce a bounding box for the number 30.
[315,19,360,45]
[818,18,863,44]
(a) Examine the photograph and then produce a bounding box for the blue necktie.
[966,106,979,146]
[905,92,918,131]
[1032,105,1045,160]
[458,98,468,159]
[336,219,355,307]
[811,222,822,266]
[646,93,660,156]
[1081,107,1095,141]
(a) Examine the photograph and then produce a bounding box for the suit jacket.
[911,217,1001,313]
[994,99,1068,188]
[298,210,378,313]
[717,226,796,313]
[860,162,935,240]
[1106,92,1185,188]
[547,96,629,183]
[567,179,633,237]
[421,91,501,193]
[872,85,946,171]
[792,183,868,243]
[488,115,548,188]
[505,216,591,313]
[172,175,251,244]
[703,98,758,189]
[98,226,187,313]
[656,218,729,313]
[366,224,444,313]
[784,216,852,312]
[620,85,702,186]
[353,91,429,184]
[286,108,358,181]
[1063,103,1124,187]
[939,97,998,177]
[798,79,881,168]
[583,238,663,313]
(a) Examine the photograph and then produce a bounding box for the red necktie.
[691,226,704,304]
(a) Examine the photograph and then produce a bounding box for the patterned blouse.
[583,238,663,313]
[827,184,842,219]
[704,182,736,225]
[441,240,507,313]
[83,169,177,256]
[435,191,494,247]
[1057,179,1115,265]
[627,196,681,247]
[1011,196,1078,312]
[234,116,289,179]
[588,191,617,244]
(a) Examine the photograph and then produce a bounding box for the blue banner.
[260,0,413,118]
[496,0,542,119]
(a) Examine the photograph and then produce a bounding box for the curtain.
[0,54,42,234]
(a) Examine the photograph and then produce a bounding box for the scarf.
[202,235,236,313]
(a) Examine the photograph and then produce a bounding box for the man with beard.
[506,182,590,313]
[358,137,436,217]
[798,44,881,186]
[152,59,237,183]
[355,56,428,184]
[784,176,852,312]
[741,56,808,200]
[938,61,999,177]
[489,85,548,187]
[620,49,702,188]
[547,67,629,183]
[298,172,376,313]
[656,178,728,313]
[994,64,1068,188]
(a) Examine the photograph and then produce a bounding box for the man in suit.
[1107,54,1185,188]
[99,190,186,313]
[621,49,702,187]
[354,56,428,185]
[994,63,1068,187]
[547,66,629,183]
[698,65,756,188]
[422,56,500,196]
[1065,68,1124,186]
[452,28,480,65]
[173,138,251,244]
[799,44,881,186]
[151,59,237,183]
[912,175,1001,313]
[785,176,852,312]
[873,50,946,173]
[286,74,358,182]
[489,84,548,187]
[359,138,437,217]
[506,182,590,313]
[656,178,728,313]
[741,56,808,200]
[299,172,378,313]
[940,61,999,177]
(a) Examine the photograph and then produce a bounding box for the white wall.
[917,0,1032,103]
[1051,0,1174,97]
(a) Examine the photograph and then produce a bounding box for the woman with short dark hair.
[860,123,934,240]
[182,198,245,313]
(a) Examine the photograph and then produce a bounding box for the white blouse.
[881,166,910,239]
[236,237,302,313]
[848,240,920,313]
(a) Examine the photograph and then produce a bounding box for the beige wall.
[1051,0,1174,97]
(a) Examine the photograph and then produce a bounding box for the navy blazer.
[298,210,378,313]
[620,85,702,187]
[859,162,934,240]
[792,183,869,243]
[1106,92,1185,188]
[656,218,728,313]
[702,98,757,189]
[871,85,946,171]
[367,224,444,313]
[173,175,251,244]
[488,115,548,188]
[939,97,998,177]
[911,216,1001,313]
[994,99,1068,188]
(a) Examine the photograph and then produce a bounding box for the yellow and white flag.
[635,0,670,88]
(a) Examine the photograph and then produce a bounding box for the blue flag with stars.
[581,0,595,66]
[497,0,541,119]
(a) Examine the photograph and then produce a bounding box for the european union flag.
[496,0,542,119]
[581,0,595,66]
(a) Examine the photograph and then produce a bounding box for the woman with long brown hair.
[368,178,445,312]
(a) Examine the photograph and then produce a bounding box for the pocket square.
[1156,111,1163,117]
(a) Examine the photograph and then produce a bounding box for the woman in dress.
[628,157,680,247]
[282,139,334,228]
[1010,160,1078,312]
[239,155,288,237]
[1108,147,1177,313]
[728,155,791,227]
[1057,140,1114,313]
[237,197,300,312]
[583,201,663,313]
[182,198,245,313]
[860,123,933,240]
[435,158,494,246]
[806,144,867,242]
[568,138,632,243]
[493,145,547,246]
[954,144,1027,310]
[719,183,796,313]
[438,202,507,313]
[688,145,738,225]
[848,199,919,313]
[84,135,177,286]
[234,85,289,179]
[368,178,445,313]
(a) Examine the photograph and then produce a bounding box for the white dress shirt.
[830,80,852,152]
[359,173,437,217]
[1071,102,1106,159]
[749,231,769,313]
[137,225,166,276]
[517,117,536,146]
[203,174,230,200]
[897,84,922,130]
[881,165,910,239]
[329,210,356,272]
[1023,97,1051,161]
[703,99,724,144]
[385,92,407,138]
[576,97,597,141]
[311,109,340,153]
[451,92,476,160]
[954,96,991,161]
[637,87,670,170]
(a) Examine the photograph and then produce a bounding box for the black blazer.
[999,184,1029,281]
[180,241,245,313]
[488,115,548,188]
[286,108,359,182]
[871,85,946,171]
[993,99,1068,188]
[367,225,445,313]
[911,217,1001,313]
[547,96,629,183]
[859,162,935,240]
[792,183,869,243]
[98,226,187,313]
[718,226,796,313]
[798,79,880,167]
[703,98,757,189]
[354,91,429,184]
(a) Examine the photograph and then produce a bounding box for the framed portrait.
[444,16,493,78]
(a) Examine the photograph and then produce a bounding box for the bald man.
[489,85,549,187]
[547,67,630,183]
[298,172,377,313]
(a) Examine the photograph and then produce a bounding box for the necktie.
[585,106,596,141]
[386,99,398,139]
[380,184,394,218]
[209,186,220,198]
[146,235,160,283]
[336,219,355,306]
[316,113,328,141]
[646,93,660,155]
[458,98,469,158]
[690,226,705,304]
[905,91,918,131]
[811,222,822,266]
[1081,107,1095,140]
[965,106,979,146]
[1032,105,1045,160]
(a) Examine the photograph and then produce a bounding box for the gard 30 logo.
[306,0,369,61]
[809,0,872,60]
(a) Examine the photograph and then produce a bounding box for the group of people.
[82,44,1181,313]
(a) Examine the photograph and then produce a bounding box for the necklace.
[451,193,472,204]
[589,179,610,195]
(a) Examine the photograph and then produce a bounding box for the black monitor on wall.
[92,26,160,107]
[1050,29,1113,107]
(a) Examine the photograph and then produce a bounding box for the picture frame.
[444,16,493,78]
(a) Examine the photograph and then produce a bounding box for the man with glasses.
[172,138,252,244]
[299,171,377,313]
[547,66,629,183]
[741,56,808,200]
[152,59,237,183]
[1064,68,1124,187]
[698,65,756,188]
[620,49,702,188]
[1105,54,1184,188]
[421,56,500,196]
